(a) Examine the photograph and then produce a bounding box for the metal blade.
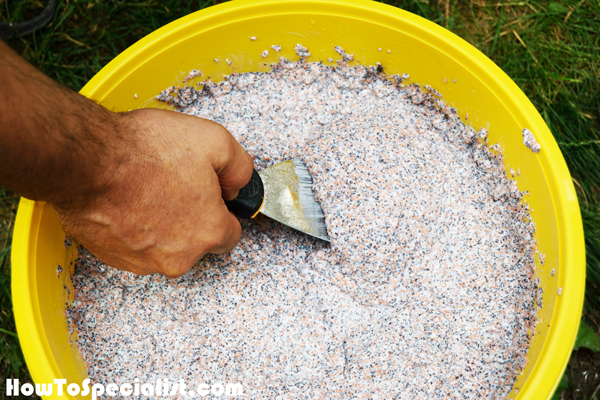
[258,158,330,242]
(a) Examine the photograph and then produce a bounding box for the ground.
[566,348,600,399]
[1,0,599,398]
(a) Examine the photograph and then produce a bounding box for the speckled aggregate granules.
[68,55,541,399]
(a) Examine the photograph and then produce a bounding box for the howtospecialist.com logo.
[6,379,244,398]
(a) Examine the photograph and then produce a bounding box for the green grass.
[0,187,22,395]
[1,0,599,397]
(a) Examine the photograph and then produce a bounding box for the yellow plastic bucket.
[12,0,585,398]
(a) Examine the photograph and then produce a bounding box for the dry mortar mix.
[67,44,547,399]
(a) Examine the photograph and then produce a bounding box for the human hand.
[52,108,254,277]
[0,41,252,276]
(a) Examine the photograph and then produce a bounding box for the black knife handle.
[224,169,265,219]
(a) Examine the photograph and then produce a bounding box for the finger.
[207,124,255,201]
[208,210,242,255]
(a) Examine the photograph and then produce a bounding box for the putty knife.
[225,158,330,242]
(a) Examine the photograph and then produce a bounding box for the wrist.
[0,41,141,218]
[49,109,136,214]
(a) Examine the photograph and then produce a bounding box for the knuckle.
[224,137,239,163]
[214,226,232,248]
[206,222,234,253]
[215,137,237,170]
[244,152,255,173]
[150,255,193,278]
[161,262,192,278]
[203,234,225,254]
[213,126,234,150]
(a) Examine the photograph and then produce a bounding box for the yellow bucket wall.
[12,1,585,399]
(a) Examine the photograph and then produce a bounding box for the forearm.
[0,40,128,210]
[0,40,253,276]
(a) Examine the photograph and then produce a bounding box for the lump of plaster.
[479,127,488,141]
[522,128,541,153]
[294,43,310,57]
[182,69,202,83]
[333,45,354,62]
